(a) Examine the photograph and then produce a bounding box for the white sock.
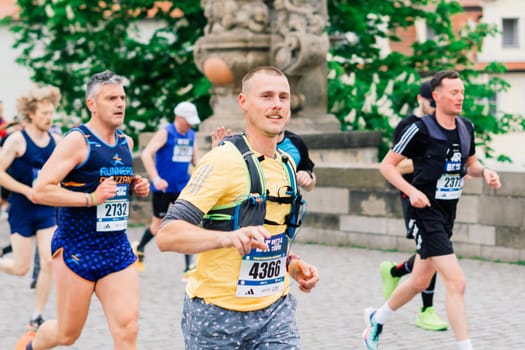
[457,339,473,350]
[373,302,394,324]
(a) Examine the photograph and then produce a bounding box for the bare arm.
[466,155,501,189]
[140,129,168,190]
[33,130,117,206]
[157,219,270,256]
[397,158,414,175]
[0,132,33,199]
[380,150,430,208]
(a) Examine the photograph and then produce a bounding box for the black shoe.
[30,279,37,290]
[0,244,13,257]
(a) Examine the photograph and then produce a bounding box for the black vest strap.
[224,134,264,195]
[206,133,303,236]
[421,115,471,156]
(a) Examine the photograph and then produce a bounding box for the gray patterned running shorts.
[181,294,301,349]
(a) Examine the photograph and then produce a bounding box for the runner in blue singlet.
[0,85,61,331]
[133,101,200,276]
[18,70,150,350]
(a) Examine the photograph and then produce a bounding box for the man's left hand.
[288,259,319,293]
[131,175,150,197]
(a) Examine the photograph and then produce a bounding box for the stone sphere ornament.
[203,57,234,85]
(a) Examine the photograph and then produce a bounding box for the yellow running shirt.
[178,141,294,311]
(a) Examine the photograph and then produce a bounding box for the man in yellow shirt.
[157,66,319,348]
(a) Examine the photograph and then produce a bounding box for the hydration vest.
[202,134,305,239]
[412,114,472,186]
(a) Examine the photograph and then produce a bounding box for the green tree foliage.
[4,1,211,143]
[327,0,524,160]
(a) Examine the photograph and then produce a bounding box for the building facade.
[388,0,525,168]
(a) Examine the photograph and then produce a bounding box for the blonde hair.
[17,85,61,120]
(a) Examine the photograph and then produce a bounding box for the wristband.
[85,192,90,207]
[90,192,98,206]
[482,167,489,177]
[153,176,161,183]
[286,254,300,269]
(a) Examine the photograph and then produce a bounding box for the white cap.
[174,102,200,126]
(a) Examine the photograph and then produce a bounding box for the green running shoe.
[415,307,448,331]
[379,261,400,300]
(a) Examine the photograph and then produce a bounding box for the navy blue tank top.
[56,125,134,249]
[8,129,56,213]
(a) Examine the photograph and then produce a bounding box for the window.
[502,18,519,48]
[488,93,498,117]
[426,24,436,40]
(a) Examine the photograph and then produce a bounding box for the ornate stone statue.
[202,0,269,34]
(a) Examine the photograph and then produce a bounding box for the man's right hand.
[211,126,232,149]
[408,187,430,208]
[220,226,271,255]
[152,177,168,191]
[93,176,118,204]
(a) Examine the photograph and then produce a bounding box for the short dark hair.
[430,70,460,91]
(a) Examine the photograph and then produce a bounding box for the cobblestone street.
[1,226,524,349]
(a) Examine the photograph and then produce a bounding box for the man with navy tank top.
[19,70,150,350]
[0,85,60,332]
[133,101,200,277]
